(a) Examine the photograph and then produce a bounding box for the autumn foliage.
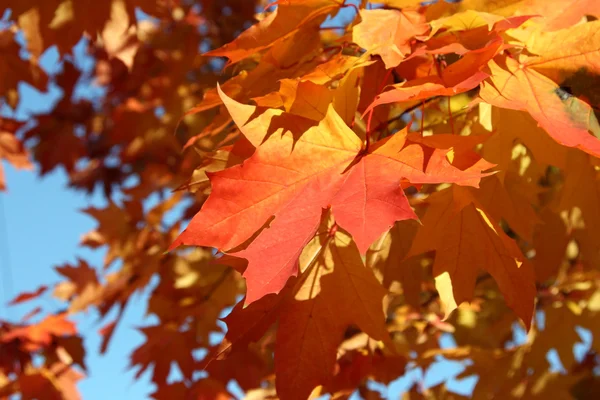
[2,0,600,398]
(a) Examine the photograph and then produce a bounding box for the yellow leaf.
[480,56,600,158]
[525,20,600,83]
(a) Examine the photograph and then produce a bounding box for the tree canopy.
[2,0,600,399]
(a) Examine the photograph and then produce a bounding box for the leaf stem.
[365,109,374,151]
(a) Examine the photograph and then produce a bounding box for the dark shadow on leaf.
[244,106,319,150]
[556,69,600,139]
[560,68,600,114]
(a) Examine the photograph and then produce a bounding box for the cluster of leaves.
[2,0,600,399]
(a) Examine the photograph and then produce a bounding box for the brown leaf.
[7,286,48,305]
[0,118,32,191]
[409,187,536,329]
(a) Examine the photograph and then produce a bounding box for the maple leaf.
[7,0,600,397]
[55,335,87,372]
[252,54,374,124]
[517,24,600,124]
[352,9,429,69]
[9,363,84,400]
[189,23,325,116]
[148,250,243,344]
[408,186,536,329]
[527,306,583,372]
[130,324,197,385]
[53,259,102,313]
[366,220,422,309]
[299,53,374,85]
[326,348,406,395]
[3,0,60,59]
[480,55,600,157]
[532,209,569,282]
[176,140,252,193]
[556,150,600,267]
[422,347,527,399]
[206,346,269,392]
[205,0,343,66]
[203,289,285,368]
[254,79,335,120]
[365,38,502,113]
[16,372,66,400]
[425,0,599,30]
[520,0,600,31]
[171,88,492,304]
[8,0,159,57]
[478,104,570,172]
[275,225,393,400]
[7,286,48,305]
[523,20,600,84]
[0,30,47,106]
[23,61,90,175]
[80,200,142,253]
[471,173,540,242]
[429,10,532,34]
[0,119,33,191]
[100,0,141,69]
[417,12,531,59]
[205,222,394,400]
[357,60,396,132]
[1,314,78,352]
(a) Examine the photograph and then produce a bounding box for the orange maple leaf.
[130,324,197,385]
[408,186,536,329]
[171,88,493,304]
[0,118,33,191]
[205,0,343,66]
[365,38,502,113]
[352,8,429,69]
[480,55,600,157]
[204,223,394,400]
[1,314,78,352]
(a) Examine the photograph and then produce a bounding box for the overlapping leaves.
[3,0,600,399]
[171,87,493,303]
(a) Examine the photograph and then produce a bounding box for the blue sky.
[1,165,154,399]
